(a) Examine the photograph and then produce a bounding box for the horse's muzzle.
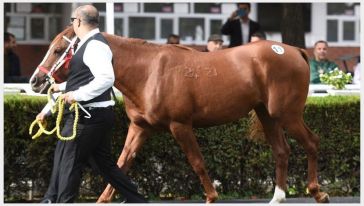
[30,76,49,94]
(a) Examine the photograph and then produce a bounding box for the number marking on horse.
[271,44,285,55]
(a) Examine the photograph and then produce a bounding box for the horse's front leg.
[97,123,150,203]
[170,121,218,203]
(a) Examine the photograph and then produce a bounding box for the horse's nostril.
[31,76,38,86]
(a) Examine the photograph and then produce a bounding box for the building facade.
[4,2,361,77]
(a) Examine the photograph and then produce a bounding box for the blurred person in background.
[166,34,180,44]
[221,3,261,47]
[203,34,224,52]
[4,32,28,83]
[309,40,339,84]
[250,30,266,42]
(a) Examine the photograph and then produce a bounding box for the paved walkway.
[151,196,360,203]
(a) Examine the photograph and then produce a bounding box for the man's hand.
[229,10,238,20]
[50,84,60,92]
[36,112,47,123]
[60,92,76,104]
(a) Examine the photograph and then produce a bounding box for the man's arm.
[221,19,235,35]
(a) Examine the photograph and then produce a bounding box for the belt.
[77,106,112,119]
[83,106,113,111]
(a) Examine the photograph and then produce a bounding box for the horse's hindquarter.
[247,41,310,117]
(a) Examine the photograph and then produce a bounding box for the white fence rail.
[4,83,360,97]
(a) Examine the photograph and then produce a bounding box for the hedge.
[4,94,360,202]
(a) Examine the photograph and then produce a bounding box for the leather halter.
[37,36,78,83]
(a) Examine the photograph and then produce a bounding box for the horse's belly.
[192,104,253,127]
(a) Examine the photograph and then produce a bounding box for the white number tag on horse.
[271,45,285,55]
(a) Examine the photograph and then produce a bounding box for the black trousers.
[42,107,147,203]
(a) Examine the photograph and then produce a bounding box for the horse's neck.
[106,34,156,107]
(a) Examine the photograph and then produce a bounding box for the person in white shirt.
[37,5,147,203]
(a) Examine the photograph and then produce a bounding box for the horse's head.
[30,26,77,93]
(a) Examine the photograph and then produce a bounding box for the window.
[29,3,62,13]
[99,16,105,32]
[114,18,124,36]
[94,3,124,12]
[179,18,204,41]
[194,3,221,14]
[129,17,155,39]
[327,3,358,15]
[161,19,173,39]
[144,3,173,13]
[5,3,64,44]
[326,3,360,44]
[93,3,106,12]
[105,3,227,44]
[30,18,45,39]
[114,3,123,12]
[327,20,338,42]
[258,3,311,32]
[343,21,355,40]
[49,17,62,39]
[6,16,26,40]
[210,19,222,35]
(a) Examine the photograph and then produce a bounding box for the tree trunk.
[281,3,306,48]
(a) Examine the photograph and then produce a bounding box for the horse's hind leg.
[254,106,290,203]
[170,121,218,203]
[97,123,150,203]
[283,117,329,203]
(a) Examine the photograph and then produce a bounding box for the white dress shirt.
[240,19,250,44]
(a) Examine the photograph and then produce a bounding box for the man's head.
[251,31,266,42]
[236,3,251,19]
[313,40,329,61]
[4,32,17,53]
[167,34,180,44]
[207,34,223,52]
[71,5,99,36]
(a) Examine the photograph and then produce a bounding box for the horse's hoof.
[96,198,112,203]
[317,192,329,203]
[205,191,218,203]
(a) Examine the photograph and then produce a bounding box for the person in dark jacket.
[221,3,261,47]
[4,32,27,83]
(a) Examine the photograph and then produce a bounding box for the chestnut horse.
[30,26,329,203]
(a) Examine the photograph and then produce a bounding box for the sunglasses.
[70,17,78,23]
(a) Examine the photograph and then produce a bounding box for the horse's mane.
[103,33,197,52]
[50,26,75,46]
[172,44,196,51]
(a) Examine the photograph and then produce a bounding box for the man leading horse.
[35,5,146,203]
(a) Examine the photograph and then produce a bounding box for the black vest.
[66,33,112,105]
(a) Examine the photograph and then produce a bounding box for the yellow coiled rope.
[29,87,79,141]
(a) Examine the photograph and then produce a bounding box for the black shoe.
[40,199,52,203]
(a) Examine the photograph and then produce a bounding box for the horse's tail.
[247,110,266,143]
[298,48,310,67]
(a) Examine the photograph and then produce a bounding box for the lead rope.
[29,87,79,141]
